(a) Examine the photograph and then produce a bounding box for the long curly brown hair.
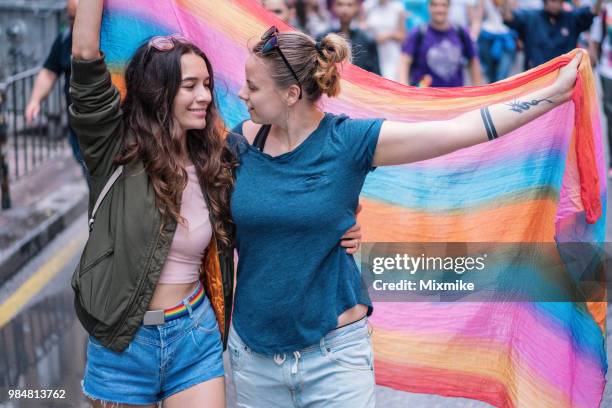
[115,38,235,250]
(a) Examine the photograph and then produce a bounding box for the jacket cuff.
[71,52,109,85]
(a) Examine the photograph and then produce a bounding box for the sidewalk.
[0,151,88,284]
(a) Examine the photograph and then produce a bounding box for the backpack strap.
[454,24,472,60]
[407,24,428,85]
[253,124,271,151]
[412,24,427,66]
[88,165,123,232]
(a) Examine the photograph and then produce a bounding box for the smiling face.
[238,54,293,124]
[171,52,212,133]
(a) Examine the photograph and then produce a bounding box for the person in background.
[294,0,332,37]
[398,0,482,87]
[25,0,88,180]
[364,0,406,80]
[449,0,483,39]
[320,0,381,74]
[516,0,541,9]
[262,0,295,24]
[502,0,602,70]
[588,2,612,177]
[478,0,516,82]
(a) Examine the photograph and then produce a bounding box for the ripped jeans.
[228,317,375,408]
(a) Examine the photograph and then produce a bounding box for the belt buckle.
[143,310,165,325]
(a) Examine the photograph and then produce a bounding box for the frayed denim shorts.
[82,288,224,405]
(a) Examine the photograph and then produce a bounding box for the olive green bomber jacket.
[69,55,234,352]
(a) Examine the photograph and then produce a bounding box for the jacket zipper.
[80,248,114,276]
[108,218,163,346]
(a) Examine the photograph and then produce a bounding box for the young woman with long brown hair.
[69,1,362,407]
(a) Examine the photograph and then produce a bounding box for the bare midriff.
[148,282,200,310]
[337,303,368,328]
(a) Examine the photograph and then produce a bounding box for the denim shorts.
[82,291,224,405]
[228,316,375,408]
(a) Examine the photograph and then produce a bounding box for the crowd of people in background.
[262,0,612,174]
[261,0,602,84]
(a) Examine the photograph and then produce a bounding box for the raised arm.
[72,0,103,60]
[372,53,582,167]
[69,0,123,182]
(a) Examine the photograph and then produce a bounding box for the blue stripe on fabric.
[361,148,567,211]
[101,13,174,63]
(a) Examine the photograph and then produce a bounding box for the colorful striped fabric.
[100,1,607,406]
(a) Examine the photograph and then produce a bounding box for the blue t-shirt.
[230,113,383,355]
[505,7,594,69]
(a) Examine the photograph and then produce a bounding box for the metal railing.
[0,291,75,389]
[0,67,69,210]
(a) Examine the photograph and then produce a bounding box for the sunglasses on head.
[261,26,302,99]
[147,34,189,52]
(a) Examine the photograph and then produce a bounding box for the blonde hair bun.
[314,33,351,98]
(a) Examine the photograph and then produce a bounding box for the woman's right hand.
[25,100,40,124]
[72,0,104,60]
[552,52,583,102]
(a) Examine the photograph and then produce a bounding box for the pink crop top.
[158,165,212,284]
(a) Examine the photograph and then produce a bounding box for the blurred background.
[0,0,610,407]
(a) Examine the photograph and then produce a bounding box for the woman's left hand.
[553,51,583,100]
[341,204,363,254]
[341,222,362,254]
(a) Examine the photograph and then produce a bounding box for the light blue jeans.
[228,317,375,408]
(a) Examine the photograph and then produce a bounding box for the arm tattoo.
[480,107,498,141]
[506,99,554,114]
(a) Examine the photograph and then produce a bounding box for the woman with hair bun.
[229,26,582,407]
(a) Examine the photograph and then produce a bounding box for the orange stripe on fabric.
[110,72,126,100]
[359,198,558,243]
[373,329,571,408]
[587,302,607,335]
[572,54,602,224]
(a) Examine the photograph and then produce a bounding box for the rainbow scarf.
[100,1,607,406]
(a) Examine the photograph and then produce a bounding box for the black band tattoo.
[480,107,498,141]
[506,99,554,114]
